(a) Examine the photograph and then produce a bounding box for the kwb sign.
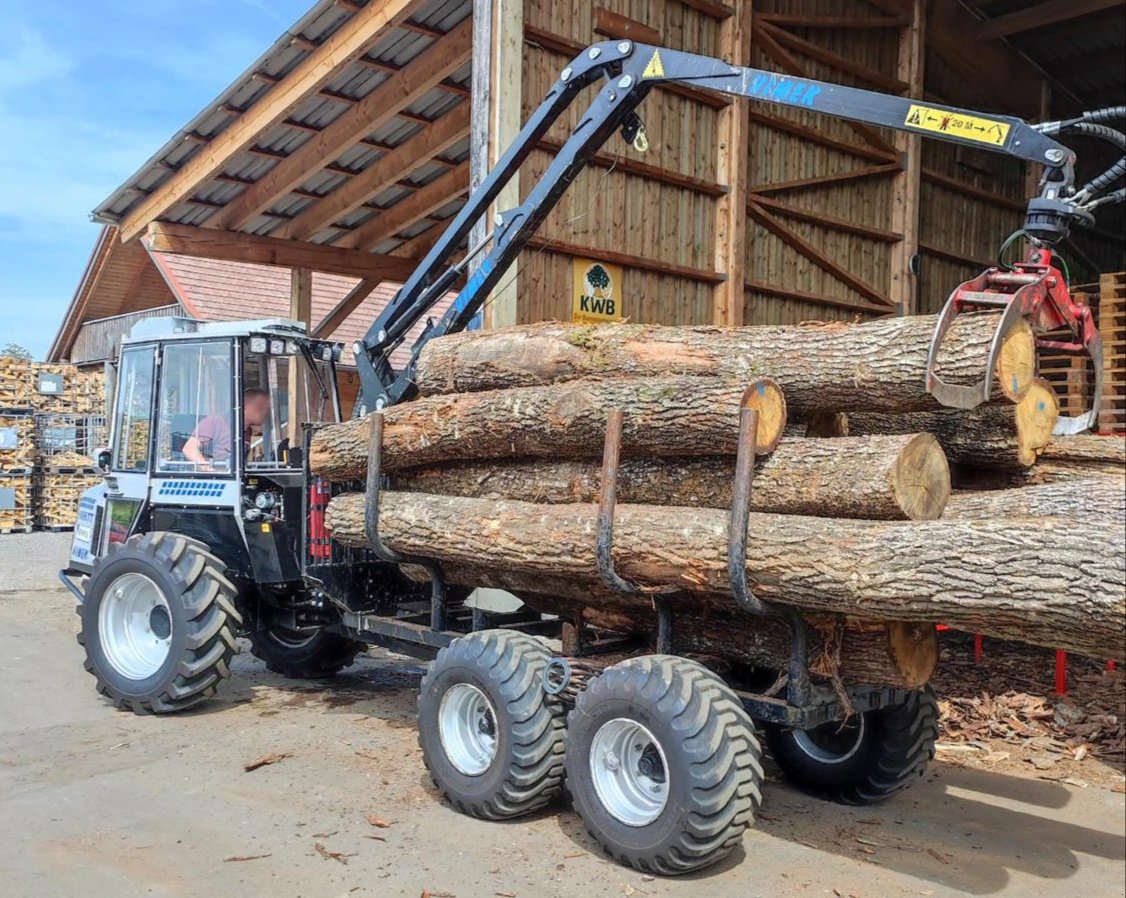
[572,259,624,325]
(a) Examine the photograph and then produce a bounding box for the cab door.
[101,343,157,549]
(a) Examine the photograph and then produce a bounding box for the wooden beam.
[889,0,925,315]
[143,222,421,281]
[594,8,661,44]
[312,276,382,338]
[486,0,525,329]
[537,137,726,197]
[978,0,1123,40]
[342,163,470,251]
[209,18,473,232]
[921,167,1026,211]
[751,194,902,243]
[747,200,895,307]
[758,20,910,95]
[713,0,751,326]
[749,162,901,195]
[276,103,471,241]
[527,236,726,285]
[755,13,911,28]
[678,0,734,19]
[289,268,313,325]
[745,279,892,315]
[119,0,421,242]
[751,19,899,156]
[747,110,897,164]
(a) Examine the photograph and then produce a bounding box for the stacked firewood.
[310,312,1125,688]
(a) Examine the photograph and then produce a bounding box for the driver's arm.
[181,436,206,464]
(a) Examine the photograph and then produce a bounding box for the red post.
[1108,660,1118,672]
[1054,650,1068,695]
[973,633,983,664]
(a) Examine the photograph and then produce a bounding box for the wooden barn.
[51,0,1124,362]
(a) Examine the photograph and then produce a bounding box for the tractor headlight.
[269,339,285,355]
[285,340,299,355]
[321,345,333,362]
[249,337,267,354]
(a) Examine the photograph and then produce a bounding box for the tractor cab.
[66,317,343,583]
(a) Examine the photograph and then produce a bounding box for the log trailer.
[62,42,1124,874]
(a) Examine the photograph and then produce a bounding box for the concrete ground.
[1,532,1123,898]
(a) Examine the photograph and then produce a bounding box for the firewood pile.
[310,311,1125,689]
[0,358,105,416]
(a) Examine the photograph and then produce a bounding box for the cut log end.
[994,316,1036,403]
[893,433,951,521]
[743,377,787,453]
[1014,377,1059,466]
[885,621,940,688]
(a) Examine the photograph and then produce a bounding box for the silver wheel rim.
[98,572,173,680]
[439,683,498,776]
[589,718,669,827]
[792,714,867,765]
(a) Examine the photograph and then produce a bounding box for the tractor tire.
[417,629,566,819]
[78,532,241,714]
[765,687,939,805]
[564,655,763,876]
[248,626,364,679]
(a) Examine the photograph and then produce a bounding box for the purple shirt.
[192,415,232,461]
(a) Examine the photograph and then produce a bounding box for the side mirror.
[96,448,112,473]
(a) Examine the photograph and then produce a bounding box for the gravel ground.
[1,532,1123,898]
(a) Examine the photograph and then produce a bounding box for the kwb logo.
[579,295,616,315]
[581,263,615,315]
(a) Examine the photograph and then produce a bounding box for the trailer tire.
[765,687,939,805]
[78,532,241,714]
[248,626,364,679]
[565,656,763,876]
[418,630,566,819]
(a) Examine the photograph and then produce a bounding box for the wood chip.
[314,842,354,865]
[926,848,950,864]
[366,813,394,828]
[223,854,272,862]
[243,752,291,772]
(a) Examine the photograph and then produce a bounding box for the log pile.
[312,312,1125,678]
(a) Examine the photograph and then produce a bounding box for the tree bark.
[310,376,786,480]
[952,461,1126,489]
[1039,435,1126,465]
[945,479,1126,522]
[401,563,937,688]
[325,491,1125,661]
[392,433,950,520]
[414,312,1035,414]
[848,378,1058,468]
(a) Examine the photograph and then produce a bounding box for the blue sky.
[0,0,312,358]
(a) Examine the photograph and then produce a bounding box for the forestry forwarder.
[62,42,1124,875]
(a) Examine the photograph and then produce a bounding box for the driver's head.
[244,388,270,427]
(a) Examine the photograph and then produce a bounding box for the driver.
[182,388,270,466]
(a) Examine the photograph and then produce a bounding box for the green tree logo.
[584,264,612,299]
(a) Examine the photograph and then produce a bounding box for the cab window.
[111,346,156,472]
[157,341,234,473]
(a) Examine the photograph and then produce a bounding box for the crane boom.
[353,40,1083,413]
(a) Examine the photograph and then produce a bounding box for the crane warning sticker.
[572,259,624,324]
[904,104,1010,147]
[642,49,665,80]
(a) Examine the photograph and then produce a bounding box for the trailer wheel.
[418,630,565,819]
[565,656,763,875]
[248,626,364,679]
[78,532,241,714]
[765,687,939,805]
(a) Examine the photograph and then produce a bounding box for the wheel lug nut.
[604,750,620,772]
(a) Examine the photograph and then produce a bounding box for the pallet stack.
[0,360,35,534]
[1098,271,1125,435]
[33,415,107,531]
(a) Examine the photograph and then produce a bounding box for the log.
[325,492,1125,661]
[413,312,1036,414]
[1039,434,1126,466]
[392,434,951,520]
[404,563,938,688]
[310,376,787,480]
[945,479,1126,522]
[951,460,1126,489]
[849,377,1058,468]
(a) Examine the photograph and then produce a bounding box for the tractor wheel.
[248,626,364,679]
[564,655,763,876]
[417,630,566,819]
[78,532,240,714]
[765,687,939,805]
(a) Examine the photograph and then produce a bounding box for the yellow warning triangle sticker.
[642,50,664,80]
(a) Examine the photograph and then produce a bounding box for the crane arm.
[353,40,1083,412]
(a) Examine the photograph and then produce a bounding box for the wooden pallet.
[0,413,36,473]
[32,470,102,529]
[0,473,33,533]
[1098,271,1125,435]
